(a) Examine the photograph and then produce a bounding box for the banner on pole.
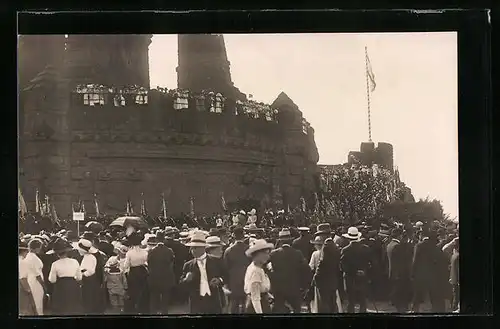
[73,212,85,221]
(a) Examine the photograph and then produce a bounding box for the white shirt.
[19,256,29,280]
[80,253,97,277]
[196,253,211,297]
[123,246,148,273]
[48,257,82,283]
[309,250,322,271]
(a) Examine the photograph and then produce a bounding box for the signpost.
[73,212,84,237]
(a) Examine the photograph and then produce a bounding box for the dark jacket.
[411,238,449,291]
[147,243,176,289]
[165,238,190,280]
[180,255,226,303]
[386,239,411,281]
[222,240,250,297]
[269,245,311,295]
[340,240,371,276]
[292,235,314,263]
[314,243,341,291]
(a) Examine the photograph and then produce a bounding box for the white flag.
[366,48,376,92]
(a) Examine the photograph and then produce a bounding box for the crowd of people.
[18,208,460,316]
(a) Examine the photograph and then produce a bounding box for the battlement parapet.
[68,84,313,135]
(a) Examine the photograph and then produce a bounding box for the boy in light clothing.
[104,257,128,314]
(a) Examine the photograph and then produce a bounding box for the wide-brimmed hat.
[185,231,207,247]
[205,236,225,248]
[52,238,74,254]
[239,210,246,215]
[245,239,274,257]
[78,239,98,254]
[298,227,310,232]
[164,226,176,235]
[310,235,325,245]
[278,229,292,240]
[343,227,362,240]
[315,223,331,236]
[106,256,119,268]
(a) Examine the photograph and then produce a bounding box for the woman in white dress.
[19,239,37,316]
[243,239,274,313]
[25,239,46,315]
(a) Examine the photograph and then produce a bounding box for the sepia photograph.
[18,32,459,316]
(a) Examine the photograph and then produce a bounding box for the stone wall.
[20,87,319,217]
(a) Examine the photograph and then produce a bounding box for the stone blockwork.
[348,141,394,171]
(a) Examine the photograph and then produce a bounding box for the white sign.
[73,212,85,221]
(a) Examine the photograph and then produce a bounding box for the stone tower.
[65,34,152,88]
[176,34,246,100]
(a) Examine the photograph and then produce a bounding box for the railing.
[73,84,311,133]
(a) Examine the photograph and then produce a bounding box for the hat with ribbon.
[278,229,292,240]
[315,223,332,236]
[245,239,274,257]
[185,231,207,247]
[343,227,362,240]
[78,239,98,254]
[205,235,226,248]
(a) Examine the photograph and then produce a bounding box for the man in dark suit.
[411,230,449,312]
[180,231,226,314]
[164,226,190,304]
[386,228,413,312]
[222,227,250,314]
[269,229,311,313]
[340,227,371,313]
[292,227,314,263]
[314,237,341,313]
[147,231,176,314]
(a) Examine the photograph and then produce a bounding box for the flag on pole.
[190,197,195,217]
[35,189,41,213]
[44,195,50,216]
[140,192,147,216]
[314,193,320,214]
[300,196,306,212]
[365,47,376,92]
[126,198,132,216]
[18,188,27,217]
[94,193,100,217]
[221,193,227,212]
[81,200,86,214]
[51,203,61,226]
[161,193,167,219]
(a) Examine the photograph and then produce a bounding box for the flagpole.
[365,46,372,142]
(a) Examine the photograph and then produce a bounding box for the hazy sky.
[149,33,458,218]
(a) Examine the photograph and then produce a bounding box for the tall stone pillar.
[176,34,246,101]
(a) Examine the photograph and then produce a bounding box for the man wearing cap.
[180,231,226,314]
[340,226,371,313]
[411,230,448,313]
[386,228,412,313]
[268,229,311,313]
[292,227,314,263]
[147,231,176,314]
[223,227,250,314]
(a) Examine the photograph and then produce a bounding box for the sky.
[149,33,458,219]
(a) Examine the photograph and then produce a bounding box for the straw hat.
[205,236,225,248]
[78,239,98,254]
[298,227,310,232]
[245,239,274,257]
[185,231,207,247]
[278,229,292,239]
[315,223,331,236]
[343,227,362,240]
